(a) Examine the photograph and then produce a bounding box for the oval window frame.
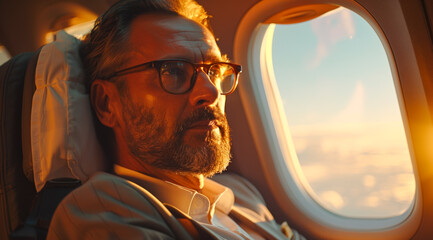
[233,0,422,238]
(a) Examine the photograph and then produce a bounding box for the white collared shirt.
[114,165,264,240]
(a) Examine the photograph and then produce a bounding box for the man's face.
[112,14,231,176]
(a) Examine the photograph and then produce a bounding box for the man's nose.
[188,70,220,108]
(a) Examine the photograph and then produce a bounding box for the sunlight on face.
[117,14,231,176]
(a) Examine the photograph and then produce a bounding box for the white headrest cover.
[32,31,106,192]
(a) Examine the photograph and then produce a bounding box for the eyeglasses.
[100,59,242,95]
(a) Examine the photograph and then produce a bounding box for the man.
[47,0,304,239]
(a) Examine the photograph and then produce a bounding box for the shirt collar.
[113,165,234,220]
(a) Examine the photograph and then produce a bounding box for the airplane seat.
[0,31,107,240]
[0,50,39,240]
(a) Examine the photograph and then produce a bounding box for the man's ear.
[90,79,119,128]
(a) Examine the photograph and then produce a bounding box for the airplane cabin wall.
[0,0,113,56]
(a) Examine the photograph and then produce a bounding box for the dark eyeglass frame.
[99,59,242,95]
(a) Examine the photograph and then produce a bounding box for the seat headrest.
[32,31,106,192]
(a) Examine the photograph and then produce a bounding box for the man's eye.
[209,67,223,79]
[161,67,185,76]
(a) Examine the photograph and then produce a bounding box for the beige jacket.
[47,171,303,239]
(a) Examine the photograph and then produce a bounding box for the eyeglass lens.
[159,61,236,94]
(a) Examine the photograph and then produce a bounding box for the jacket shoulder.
[47,172,186,240]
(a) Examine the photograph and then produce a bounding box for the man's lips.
[188,120,218,130]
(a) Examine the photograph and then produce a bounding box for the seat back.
[1,31,108,240]
[0,51,39,240]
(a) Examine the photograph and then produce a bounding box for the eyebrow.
[161,55,226,64]
[204,55,227,63]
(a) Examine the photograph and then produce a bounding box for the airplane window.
[0,45,11,65]
[45,20,95,43]
[270,7,415,218]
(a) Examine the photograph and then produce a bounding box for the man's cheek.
[217,97,226,113]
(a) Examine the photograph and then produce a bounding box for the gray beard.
[120,93,231,177]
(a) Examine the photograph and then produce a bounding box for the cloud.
[308,8,356,68]
[363,175,376,188]
[331,81,365,123]
[300,164,328,182]
[290,121,414,217]
[319,190,345,210]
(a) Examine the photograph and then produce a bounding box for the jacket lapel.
[164,204,224,240]
[230,206,290,240]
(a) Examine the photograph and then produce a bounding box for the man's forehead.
[153,14,207,33]
[128,13,220,62]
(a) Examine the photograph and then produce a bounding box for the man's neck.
[118,160,205,191]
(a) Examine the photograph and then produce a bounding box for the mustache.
[176,107,227,133]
